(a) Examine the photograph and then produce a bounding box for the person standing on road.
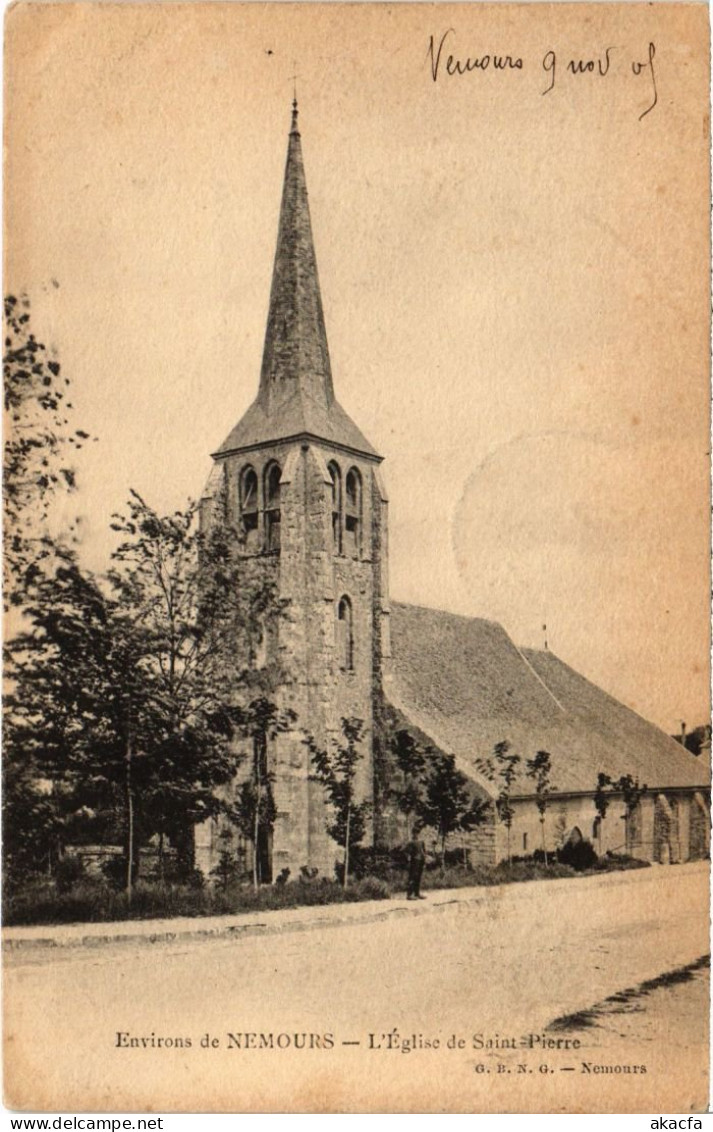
[405,828,427,900]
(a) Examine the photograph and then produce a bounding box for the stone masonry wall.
[198,441,387,882]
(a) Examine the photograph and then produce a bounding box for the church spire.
[215,102,379,460]
[258,97,335,413]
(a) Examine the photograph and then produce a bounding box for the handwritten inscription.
[427,30,659,121]
[428,29,523,77]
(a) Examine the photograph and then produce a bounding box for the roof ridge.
[390,600,505,631]
[513,645,566,713]
[523,648,696,748]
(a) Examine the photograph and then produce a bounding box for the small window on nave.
[328,461,342,553]
[337,595,354,672]
[240,466,259,551]
[344,468,361,558]
[264,462,282,552]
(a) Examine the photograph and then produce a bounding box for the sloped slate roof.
[215,388,378,459]
[388,602,710,796]
[215,104,378,462]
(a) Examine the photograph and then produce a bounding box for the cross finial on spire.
[290,62,299,133]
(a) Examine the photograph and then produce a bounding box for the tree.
[616,774,647,855]
[389,728,427,838]
[593,772,612,854]
[419,751,489,870]
[3,549,147,892]
[4,490,280,895]
[210,830,242,891]
[3,293,91,605]
[525,750,554,865]
[593,772,647,855]
[2,756,63,892]
[107,491,280,885]
[226,696,295,889]
[476,740,521,865]
[307,717,371,889]
[672,724,711,756]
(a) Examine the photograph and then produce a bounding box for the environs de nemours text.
[114,1030,649,1076]
[115,1029,583,1052]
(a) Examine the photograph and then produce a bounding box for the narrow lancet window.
[240,466,259,550]
[264,462,282,552]
[328,461,342,553]
[337,595,354,672]
[345,468,361,557]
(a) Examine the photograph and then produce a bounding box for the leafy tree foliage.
[594,772,612,821]
[3,550,131,886]
[226,697,295,889]
[2,757,62,892]
[4,491,282,892]
[308,717,371,888]
[616,774,647,853]
[525,750,554,864]
[107,490,282,882]
[418,751,489,869]
[672,724,711,757]
[592,772,647,854]
[3,293,91,604]
[593,772,612,852]
[389,728,428,837]
[476,740,521,864]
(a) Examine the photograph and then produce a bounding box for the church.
[195,101,710,881]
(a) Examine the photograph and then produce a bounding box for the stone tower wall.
[197,440,388,881]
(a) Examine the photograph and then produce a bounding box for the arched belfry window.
[264,462,282,552]
[240,466,259,550]
[328,461,342,553]
[345,468,362,557]
[337,595,354,672]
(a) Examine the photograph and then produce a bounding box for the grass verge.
[4,851,653,927]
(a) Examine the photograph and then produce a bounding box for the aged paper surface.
[3,1,711,1115]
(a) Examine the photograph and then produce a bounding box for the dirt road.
[4,862,709,1112]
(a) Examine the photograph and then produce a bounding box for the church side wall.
[479,790,709,867]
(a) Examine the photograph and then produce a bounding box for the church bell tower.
[197,101,390,879]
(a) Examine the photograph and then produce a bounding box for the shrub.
[185,867,206,889]
[54,855,85,894]
[3,870,393,926]
[558,837,598,872]
[591,852,650,873]
[101,854,130,890]
[2,843,652,927]
[348,875,391,901]
[443,846,471,869]
[210,850,241,891]
[498,859,576,882]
